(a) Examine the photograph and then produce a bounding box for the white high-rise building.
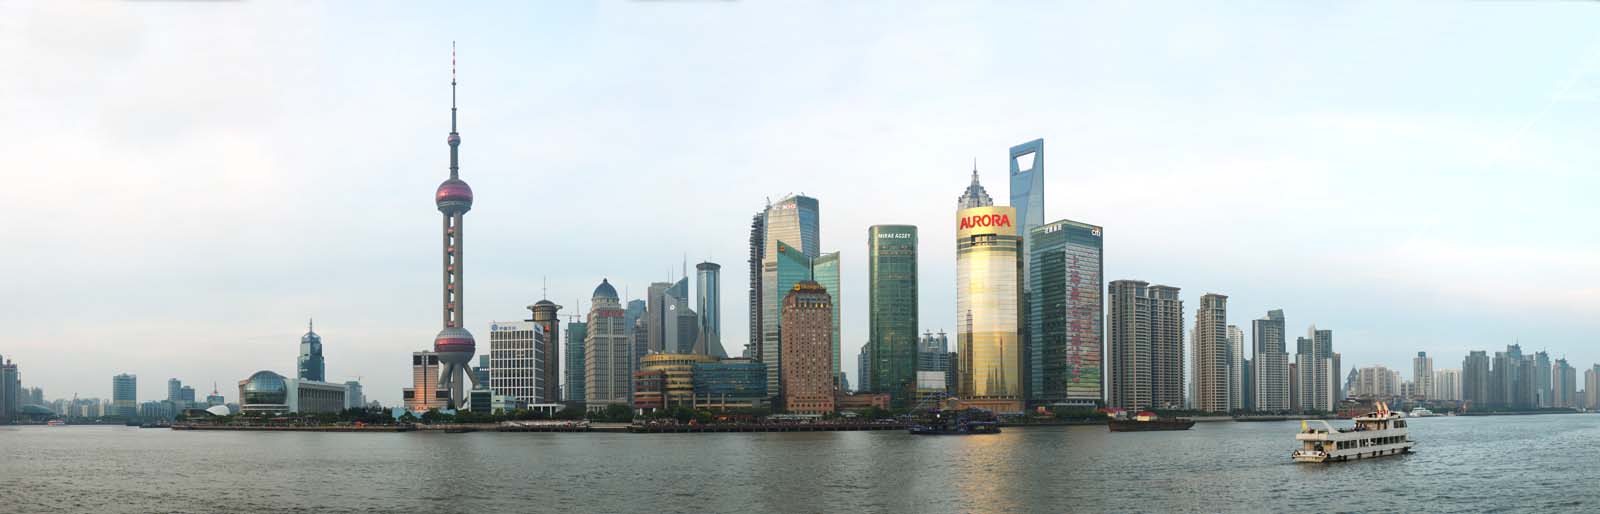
[1193,294,1230,413]
[1433,368,1463,402]
[1252,310,1290,412]
[585,279,631,409]
[1413,352,1434,400]
[1227,325,1244,412]
[488,321,544,406]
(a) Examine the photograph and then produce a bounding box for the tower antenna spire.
[448,41,460,179]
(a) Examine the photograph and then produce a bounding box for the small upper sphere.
[436,178,474,213]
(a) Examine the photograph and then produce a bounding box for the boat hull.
[1294,443,1413,463]
[1108,420,1195,432]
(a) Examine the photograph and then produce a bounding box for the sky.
[3,2,1597,405]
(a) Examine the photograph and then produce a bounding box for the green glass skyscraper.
[812,251,841,385]
[763,240,816,395]
[1028,219,1103,406]
[868,225,918,406]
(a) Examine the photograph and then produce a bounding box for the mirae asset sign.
[876,232,913,239]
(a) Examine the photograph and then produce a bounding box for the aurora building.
[954,170,1024,413]
[1026,219,1103,407]
[868,225,918,406]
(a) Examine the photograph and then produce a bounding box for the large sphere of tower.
[436,178,473,214]
[433,326,476,365]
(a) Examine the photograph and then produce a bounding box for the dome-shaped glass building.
[239,371,288,413]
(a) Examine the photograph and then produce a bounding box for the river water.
[1,414,1594,513]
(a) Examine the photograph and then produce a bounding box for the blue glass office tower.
[298,320,325,382]
[758,194,820,396]
[1010,139,1043,403]
[812,251,841,385]
[763,241,817,395]
[1009,139,1045,261]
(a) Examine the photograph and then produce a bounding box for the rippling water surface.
[2,415,1596,513]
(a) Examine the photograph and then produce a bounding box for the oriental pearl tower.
[433,43,479,409]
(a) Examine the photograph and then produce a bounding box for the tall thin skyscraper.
[586,279,631,408]
[1193,294,1229,413]
[1412,352,1434,400]
[694,262,726,358]
[1252,310,1289,412]
[663,276,697,355]
[1295,326,1335,412]
[565,319,587,403]
[430,43,481,409]
[868,225,918,406]
[813,251,841,385]
[1552,359,1576,408]
[747,211,766,360]
[1227,325,1244,411]
[168,378,182,403]
[646,282,672,354]
[955,170,1024,412]
[298,319,325,382]
[1027,219,1103,407]
[1534,351,1552,408]
[530,300,563,403]
[857,344,873,393]
[1462,350,1490,407]
[759,194,820,397]
[0,356,15,423]
[1008,138,1045,278]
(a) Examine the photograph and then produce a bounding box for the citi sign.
[958,213,1012,230]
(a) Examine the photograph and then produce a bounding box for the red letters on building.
[959,214,1012,230]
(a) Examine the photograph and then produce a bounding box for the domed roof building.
[238,369,349,415]
[239,371,288,413]
[592,278,618,300]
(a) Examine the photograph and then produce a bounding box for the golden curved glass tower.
[954,169,1024,412]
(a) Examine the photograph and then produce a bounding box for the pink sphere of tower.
[436,178,473,213]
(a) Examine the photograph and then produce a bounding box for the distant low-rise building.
[238,371,348,415]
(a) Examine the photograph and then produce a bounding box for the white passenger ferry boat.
[1292,402,1414,463]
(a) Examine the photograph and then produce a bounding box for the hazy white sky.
[3,2,1597,404]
